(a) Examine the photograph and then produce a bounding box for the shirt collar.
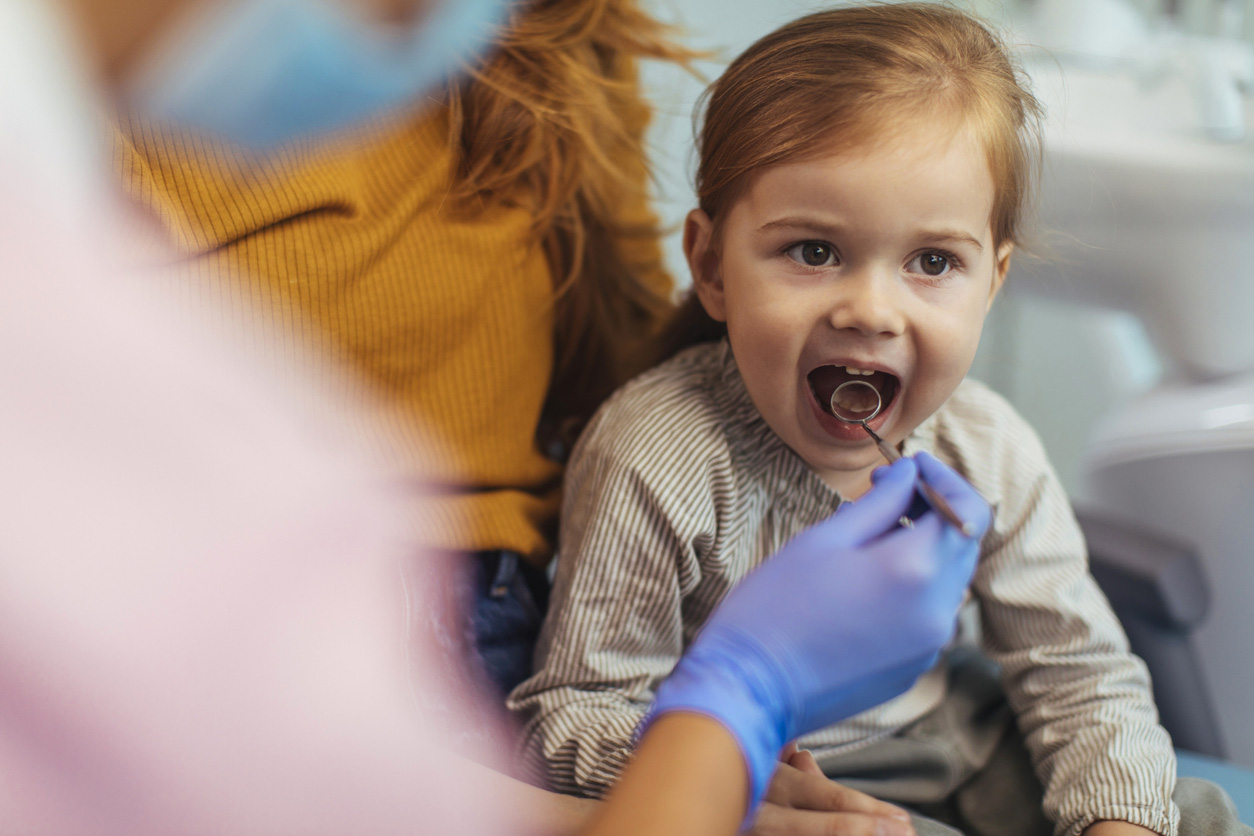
[706,340,842,504]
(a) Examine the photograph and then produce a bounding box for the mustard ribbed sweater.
[114,105,669,567]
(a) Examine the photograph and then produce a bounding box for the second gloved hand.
[644,454,990,816]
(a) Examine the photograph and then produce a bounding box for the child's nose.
[825,267,906,337]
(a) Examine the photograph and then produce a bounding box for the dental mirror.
[830,379,883,425]
[828,379,977,536]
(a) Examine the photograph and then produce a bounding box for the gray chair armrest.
[1074,506,1225,758]
[1077,507,1210,629]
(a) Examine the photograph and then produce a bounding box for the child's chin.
[807,451,884,490]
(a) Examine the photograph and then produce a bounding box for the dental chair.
[1078,509,1254,822]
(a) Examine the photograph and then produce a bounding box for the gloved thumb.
[821,457,918,547]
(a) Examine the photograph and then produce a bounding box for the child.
[509,5,1247,835]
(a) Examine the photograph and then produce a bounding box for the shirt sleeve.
[954,391,1180,836]
[507,387,720,798]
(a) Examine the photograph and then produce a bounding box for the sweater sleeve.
[948,386,1179,836]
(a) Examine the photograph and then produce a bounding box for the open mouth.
[807,364,900,422]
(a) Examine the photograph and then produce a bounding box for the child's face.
[685,125,1012,498]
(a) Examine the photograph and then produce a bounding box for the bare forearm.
[458,759,600,836]
[583,713,747,836]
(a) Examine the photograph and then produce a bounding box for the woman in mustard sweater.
[116,0,678,699]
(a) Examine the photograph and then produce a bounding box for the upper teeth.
[842,366,875,376]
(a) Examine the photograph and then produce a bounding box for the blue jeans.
[470,551,549,700]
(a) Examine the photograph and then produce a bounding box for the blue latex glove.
[643,453,990,816]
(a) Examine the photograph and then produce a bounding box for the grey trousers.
[813,650,1250,836]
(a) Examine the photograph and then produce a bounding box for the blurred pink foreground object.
[0,2,503,833]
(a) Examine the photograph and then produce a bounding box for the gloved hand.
[644,452,990,816]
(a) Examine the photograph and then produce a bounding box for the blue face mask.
[129,0,508,148]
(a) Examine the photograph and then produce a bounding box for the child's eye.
[785,241,838,267]
[907,251,958,278]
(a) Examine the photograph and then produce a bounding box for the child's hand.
[1083,824,1161,836]
[746,747,914,836]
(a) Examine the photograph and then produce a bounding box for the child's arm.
[954,388,1178,836]
[507,409,714,798]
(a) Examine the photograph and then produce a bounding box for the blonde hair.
[666,2,1043,353]
[446,0,697,435]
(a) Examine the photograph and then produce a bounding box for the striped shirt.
[508,340,1179,836]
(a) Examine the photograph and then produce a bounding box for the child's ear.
[684,208,727,323]
[988,241,1014,311]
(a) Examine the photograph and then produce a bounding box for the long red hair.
[446,0,696,440]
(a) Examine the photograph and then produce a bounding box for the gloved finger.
[912,452,991,539]
[824,457,919,546]
[869,462,897,484]
[747,805,915,836]
[877,512,979,596]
